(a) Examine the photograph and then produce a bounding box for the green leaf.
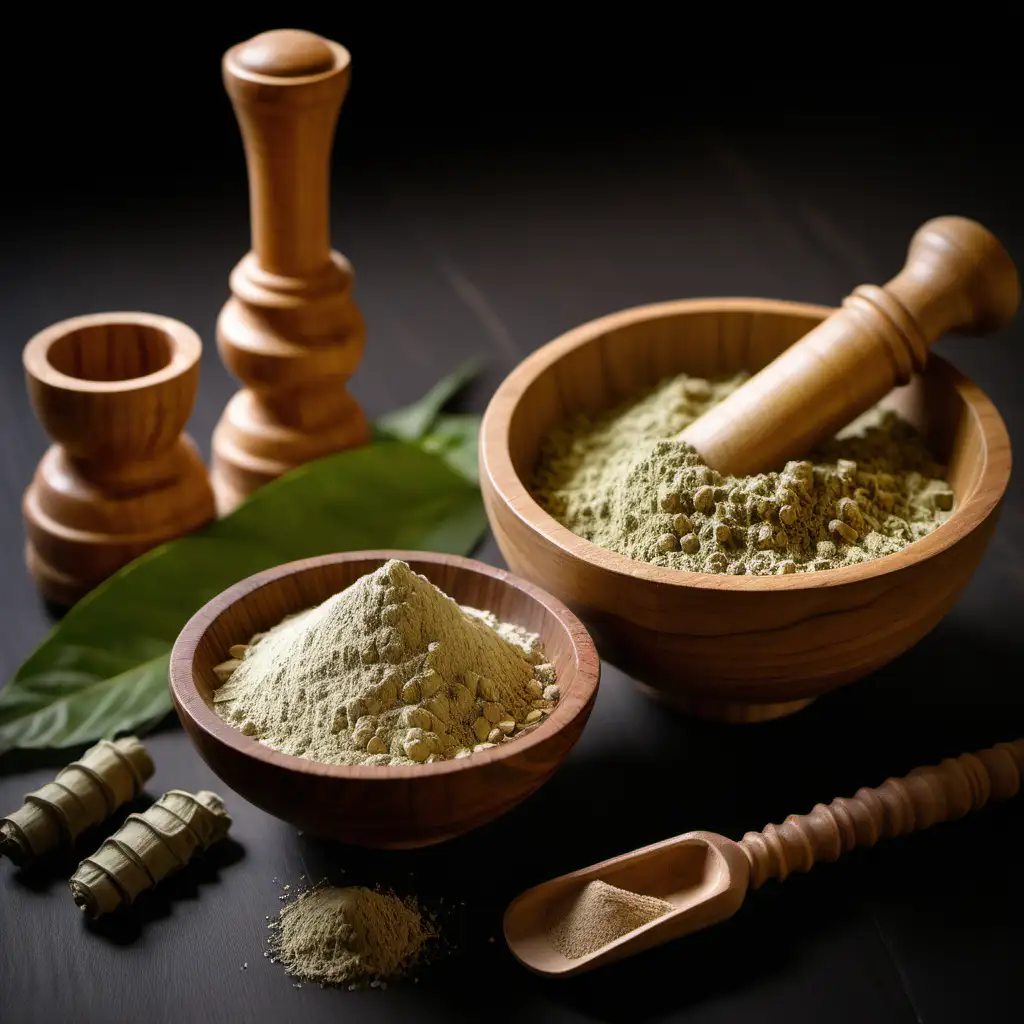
[0,658,173,755]
[420,414,481,484]
[376,358,481,442]
[0,440,488,765]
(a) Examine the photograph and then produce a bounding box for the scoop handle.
[739,739,1024,889]
[680,216,1020,476]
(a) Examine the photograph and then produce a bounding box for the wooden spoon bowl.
[169,551,600,848]
[505,831,749,976]
[481,298,1011,722]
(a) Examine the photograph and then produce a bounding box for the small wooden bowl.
[169,551,600,848]
[481,298,1012,722]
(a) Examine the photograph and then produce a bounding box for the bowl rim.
[480,296,1013,592]
[169,550,601,781]
[23,311,202,394]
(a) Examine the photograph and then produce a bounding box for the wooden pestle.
[679,217,1020,477]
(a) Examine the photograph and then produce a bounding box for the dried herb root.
[0,737,154,866]
[69,789,231,917]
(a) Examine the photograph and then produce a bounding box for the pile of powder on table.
[549,880,675,959]
[533,371,955,575]
[270,885,433,987]
[213,559,559,765]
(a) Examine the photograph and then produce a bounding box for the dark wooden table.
[3,28,1022,1021]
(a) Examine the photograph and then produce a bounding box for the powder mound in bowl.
[548,879,675,960]
[533,371,955,575]
[272,885,433,987]
[213,559,560,765]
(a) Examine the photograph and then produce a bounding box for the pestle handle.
[739,739,1024,889]
[223,29,351,279]
[680,217,1020,476]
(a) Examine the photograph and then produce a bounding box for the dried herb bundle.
[69,789,231,917]
[0,737,153,865]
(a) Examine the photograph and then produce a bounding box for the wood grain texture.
[210,30,369,515]
[507,738,1024,977]
[22,312,215,605]
[169,551,600,849]
[505,830,750,977]
[681,218,1020,475]
[741,738,1024,888]
[480,298,1012,720]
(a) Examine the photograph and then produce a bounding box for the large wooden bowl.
[480,298,1011,722]
[169,551,600,848]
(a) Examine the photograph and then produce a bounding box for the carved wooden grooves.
[740,740,1024,888]
[679,216,1019,477]
[210,30,369,515]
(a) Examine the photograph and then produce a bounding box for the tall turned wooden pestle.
[680,217,1020,476]
[211,29,369,515]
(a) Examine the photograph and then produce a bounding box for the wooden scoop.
[679,216,1020,476]
[504,738,1024,977]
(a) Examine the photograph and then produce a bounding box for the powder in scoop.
[271,885,433,987]
[534,372,954,575]
[214,560,559,765]
[549,880,675,959]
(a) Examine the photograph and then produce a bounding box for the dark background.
[2,13,1023,1024]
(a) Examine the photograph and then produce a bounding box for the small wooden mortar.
[23,312,215,606]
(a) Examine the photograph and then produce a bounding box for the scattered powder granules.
[214,559,559,765]
[549,880,675,959]
[270,885,434,987]
[533,372,955,575]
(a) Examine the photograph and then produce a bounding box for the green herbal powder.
[270,885,433,988]
[533,372,954,575]
[214,560,559,765]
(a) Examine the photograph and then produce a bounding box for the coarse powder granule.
[271,885,433,987]
[548,880,675,959]
[533,372,955,575]
[214,560,559,765]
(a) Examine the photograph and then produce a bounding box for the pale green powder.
[213,560,559,765]
[271,885,433,987]
[533,373,954,575]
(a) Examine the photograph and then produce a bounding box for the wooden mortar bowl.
[480,298,1011,722]
[169,551,600,848]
